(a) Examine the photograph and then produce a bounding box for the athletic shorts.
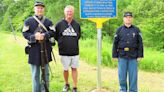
[60,55,79,70]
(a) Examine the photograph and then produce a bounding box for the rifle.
[34,16,56,92]
[33,16,56,63]
[40,39,49,92]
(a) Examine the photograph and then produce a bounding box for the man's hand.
[137,57,142,62]
[40,33,45,40]
[35,32,41,40]
[112,58,118,62]
[35,32,45,41]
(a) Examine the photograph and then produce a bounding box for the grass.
[80,37,164,72]
[80,37,117,68]
[139,48,164,72]
[0,31,164,92]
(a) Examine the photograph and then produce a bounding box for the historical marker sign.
[80,0,117,18]
[80,0,117,91]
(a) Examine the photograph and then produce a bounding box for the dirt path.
[53,52,164,92]
[79,60,164,92]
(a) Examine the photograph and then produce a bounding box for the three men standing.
[22,1,143,92]
[112,12,144,92]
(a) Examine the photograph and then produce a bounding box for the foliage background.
[0,0,163,50]
[0,0,164,72]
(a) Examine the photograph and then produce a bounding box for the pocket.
[128,50,137,58]
[118,50,125,57]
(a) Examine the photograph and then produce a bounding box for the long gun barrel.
[40,40,49,92]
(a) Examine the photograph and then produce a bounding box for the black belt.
[118,47,136,51]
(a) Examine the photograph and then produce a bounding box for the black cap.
[34,1,45,7]
[124,12,133,17]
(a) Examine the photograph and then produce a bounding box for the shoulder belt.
[33,16,48,32]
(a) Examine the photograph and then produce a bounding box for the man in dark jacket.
[112,12,144,92]
[55,5,81,92]
[22,1,55,92]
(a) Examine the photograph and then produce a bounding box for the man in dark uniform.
[55,5,81,92]
[22,1,55,92]
[112,12,144,92]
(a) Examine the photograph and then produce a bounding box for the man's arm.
[43,20,55,40]
[78,24,81,39]
[112,29,120,59]
[22,19,36,43]
[137,28,144,61]
[137,28,144,58]
[54,22,60,41]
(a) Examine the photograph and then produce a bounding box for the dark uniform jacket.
[55,19,81,56]
[112,25,143,59]
[22,15,55,65]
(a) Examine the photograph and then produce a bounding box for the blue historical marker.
[80,0,117,18]
[80,0,117,91]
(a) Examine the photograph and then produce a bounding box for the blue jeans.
[31,64,49,92]
[118,58,138,92]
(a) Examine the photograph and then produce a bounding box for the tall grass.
[80,37,117,68]
[139,48,164,72]
[80,38,164,72]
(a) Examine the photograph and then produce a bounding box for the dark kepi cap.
[124,12,133,17]
[34,1,45,7]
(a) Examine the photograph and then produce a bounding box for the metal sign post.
[97,28,102,90]
[80,0,117,91]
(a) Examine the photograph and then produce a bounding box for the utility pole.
[8,16,17,40]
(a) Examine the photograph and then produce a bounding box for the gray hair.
[64,5,74,13]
